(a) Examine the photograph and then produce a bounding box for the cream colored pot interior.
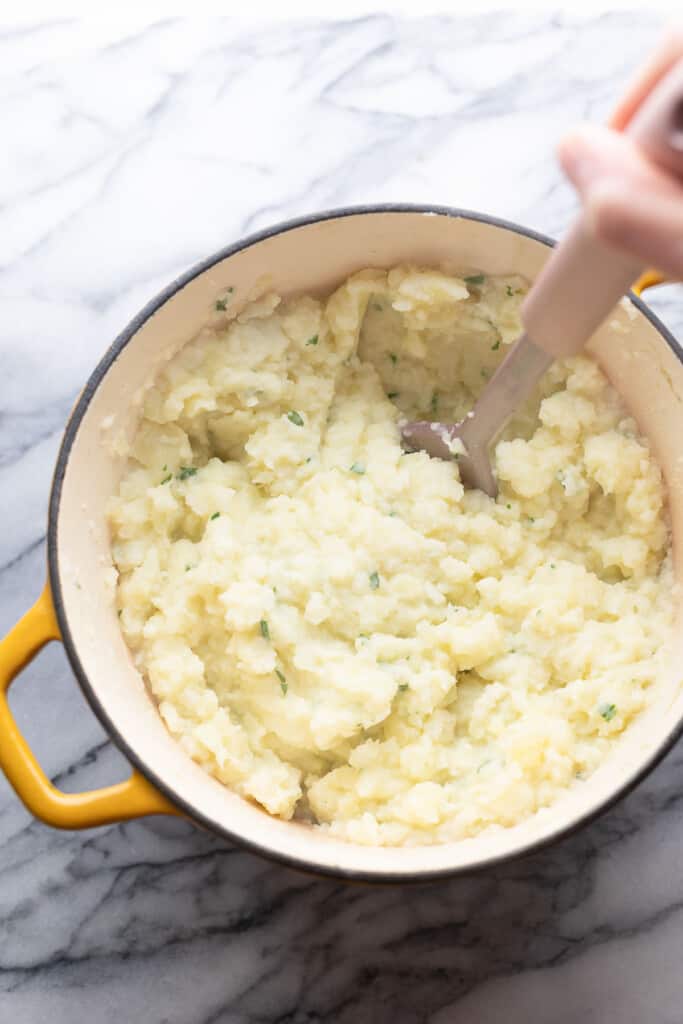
[54,211,683,878]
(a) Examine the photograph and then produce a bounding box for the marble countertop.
[2,12,683,1024]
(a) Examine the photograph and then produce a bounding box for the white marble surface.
[2,12,683,1024]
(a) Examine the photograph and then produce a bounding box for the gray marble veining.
[1,12,683,1023]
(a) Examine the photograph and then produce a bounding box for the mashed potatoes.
[108,266,673,846]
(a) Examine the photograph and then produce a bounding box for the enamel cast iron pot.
[1,206,682,883]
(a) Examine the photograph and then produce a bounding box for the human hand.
[558,30,683,280]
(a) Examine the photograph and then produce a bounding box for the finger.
[558,125,683,278]
[558,124,683,202]
[610,26,683,130]
[586,180,683,279]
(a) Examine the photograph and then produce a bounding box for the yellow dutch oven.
[1,206,681,882]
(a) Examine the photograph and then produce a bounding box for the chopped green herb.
[358,633,370,643]
[430,391,439,414]
[162,464,167,472]
[398,683,409,693]
[369,571,380,590]
[506,285,514,297]
[185,564,192,572]
[387,391,399,400]
[491,338,501,351]
[389,353,398,365]
[506,503,512,509]
[215,298,228,311]
[260,619,270,641]
[373,303,383,312]
[480,368,489,379]
[527,516,535,524]
[287,410,304,427]
[350,462,365,475]
[599,702,617,722]
[117,609,122,618]
[178,466,198,481]
[306,334,319,346]
[160,473,173,485]
[274,668,288,695]
[550,562,556,569]
[305,456,313,463]
[210,512,220,521]
[465,273,485,286]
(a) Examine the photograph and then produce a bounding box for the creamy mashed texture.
[108,267,673,846]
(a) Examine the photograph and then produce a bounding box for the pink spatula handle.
[521,58,683,359]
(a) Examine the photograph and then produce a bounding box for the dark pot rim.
[47,202,683,883]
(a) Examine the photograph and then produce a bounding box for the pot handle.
[0,583,179,828]
[632,268,670,295]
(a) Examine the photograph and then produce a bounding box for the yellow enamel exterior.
[633,268,668,295]
[0,582,178,828]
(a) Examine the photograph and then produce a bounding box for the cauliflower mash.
[108,266,673,846]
